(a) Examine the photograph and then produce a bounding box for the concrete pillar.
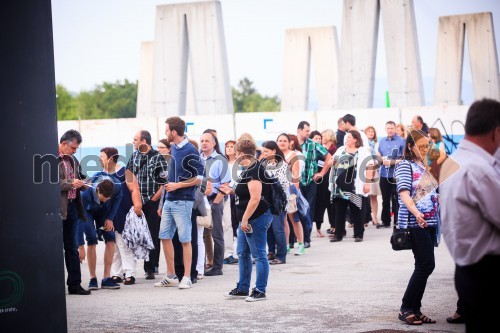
[281,26,340,112]
[151,1,233,117]
[136,41,154,118]
[337,0,424,109]
[337,0,380,109]
[434,12,500,105]
[380,0,424,107]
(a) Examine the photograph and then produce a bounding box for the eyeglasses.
[417,144,430,150]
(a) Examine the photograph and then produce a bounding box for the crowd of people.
[58,98,500,331]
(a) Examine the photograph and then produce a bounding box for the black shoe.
[446,315,465,324]
[267,253,276,261]
[224,287,249,299]
[112,276,123,283]
[304,242,311,248]
[145,272,155,280]
[68,285,91,295]
[204,269,223,276]
[330,237,343,242]
[245,288,266,302]
[124,276,136,285]
[191,277,197,284]
[376,224,391,229]
[289,243,294,249]
[354,237,363,242]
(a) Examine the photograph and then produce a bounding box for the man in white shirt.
[440,98,500,332]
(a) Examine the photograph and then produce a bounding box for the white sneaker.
[154,275,179,287]
[197,274,204,280]
[294,244,305,256]
[178,276,192,289]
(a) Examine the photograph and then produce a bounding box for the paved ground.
[67,223,464,333]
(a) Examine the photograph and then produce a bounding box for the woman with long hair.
[260,141,289,264]
[276,133,305,255]
[364,126,381,226]
[395,129,440,325]
[222,140,239,265]
[427,128,447,181]
[396,124,408,139]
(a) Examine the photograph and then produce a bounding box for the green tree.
[56,80,138,120]
[56,84,78,120]
[232,77,280,112]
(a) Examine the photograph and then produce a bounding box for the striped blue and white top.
[395,160,439,229]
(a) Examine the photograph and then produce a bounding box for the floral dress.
[395,160,439,230]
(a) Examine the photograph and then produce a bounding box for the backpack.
[261,169,288,216]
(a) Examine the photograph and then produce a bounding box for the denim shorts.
[159,200,194,243]
[78,216,115,246]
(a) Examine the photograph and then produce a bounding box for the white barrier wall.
[58,105,468,155]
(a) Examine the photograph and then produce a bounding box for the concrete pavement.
[67,223,464,333]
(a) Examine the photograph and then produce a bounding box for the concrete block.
[281,27,340,112]
[337,0,380,109]
[151,1,233,117]
[380,0,424,107]
[136,41,154,118]
[434,12,500,105]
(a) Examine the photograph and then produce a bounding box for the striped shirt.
[126,149,168,204]
[300,138,328,185]
[395,160,439,229]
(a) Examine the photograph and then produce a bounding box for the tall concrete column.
[136,41,154,118]
[151,1,233,117]
[434,12,500,105]
[337,0,380,109]
[380,0,424,107]
[281,27,340,112]
[337,0,424,108]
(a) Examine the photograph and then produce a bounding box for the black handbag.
[390,228,412,251]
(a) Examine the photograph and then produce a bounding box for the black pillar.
[0,1,67,332]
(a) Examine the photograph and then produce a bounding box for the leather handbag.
[196,196,212,229]
[390,228,412,251]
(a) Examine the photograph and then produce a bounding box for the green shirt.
[300,138,328,185]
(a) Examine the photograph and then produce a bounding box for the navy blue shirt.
[167,138,205,201]
[377,134,406,178]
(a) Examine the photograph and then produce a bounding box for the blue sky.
[52,0,500,107]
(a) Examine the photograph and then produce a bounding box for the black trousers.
[143,199,160,274]
[173,209,198,280]
[300,182,316,243]
[455,255,500,332]
[63,201,81,287]
[379,177,399,226]
[334,199,364,239]
[314,175,335,229]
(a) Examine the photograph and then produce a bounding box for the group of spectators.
[58,99,499,330]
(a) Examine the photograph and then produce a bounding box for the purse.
[196,196,212,229]
[390,228,412,251]
[287,193,298,213]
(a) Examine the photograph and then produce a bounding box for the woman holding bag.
[395,129,440,325]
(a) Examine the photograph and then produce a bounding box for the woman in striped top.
[395,129,440,325]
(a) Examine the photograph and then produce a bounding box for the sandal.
[416,313,436,324]
[398,312,422,325]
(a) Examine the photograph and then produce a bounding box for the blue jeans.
[267,213,287,262]
[236,210,272,293]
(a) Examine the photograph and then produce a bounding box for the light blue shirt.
[378,134,405,178]
[201,150,231,195]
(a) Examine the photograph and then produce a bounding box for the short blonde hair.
[321,129,336,145]
[237,133,257,147]
[364,126,378,142]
